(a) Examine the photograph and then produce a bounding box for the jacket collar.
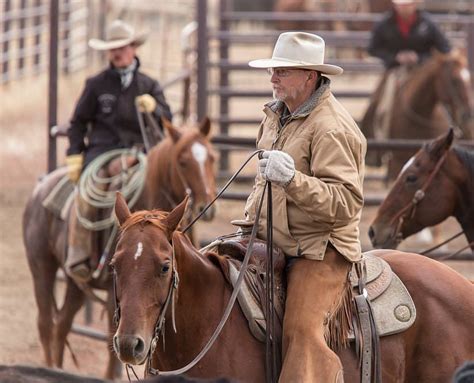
[265,76,331,120]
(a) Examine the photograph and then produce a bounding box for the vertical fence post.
[197,0,208,121]
[2,0,11,83]
[33,0,42,73]
[218,0,230,172]
[18,0,27,78]
[468,19,474,85]
[48,0,59,172]
[63,0,71,74]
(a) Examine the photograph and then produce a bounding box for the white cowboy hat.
[249,32,343,76]
[391,0,418,4]
[88,20,148,51]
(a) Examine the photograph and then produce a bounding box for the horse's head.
[156,117,217,221]
[434,50,473,138]
[369,129,458,248]
[111,192,188,365]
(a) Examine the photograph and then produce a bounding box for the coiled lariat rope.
[76,148,147,231]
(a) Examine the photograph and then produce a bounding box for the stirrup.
[68,261,91,283]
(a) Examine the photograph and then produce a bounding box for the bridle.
[112,150,266,380]
[388,150,449,246]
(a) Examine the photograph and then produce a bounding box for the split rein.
[388,150,473,258]
[115,149,266,380]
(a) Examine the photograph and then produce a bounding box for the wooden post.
[48,0,59,172]
[1,0,11,83]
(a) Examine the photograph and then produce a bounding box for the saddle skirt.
[349,251,416,339]
[207,237,416,343]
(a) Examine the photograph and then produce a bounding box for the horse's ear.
[428,129,454,158]
[163,118,181,143]
[199,116,211,137]
[165,196,189,233]
[115,192,131,225]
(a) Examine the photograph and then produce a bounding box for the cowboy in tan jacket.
[245,32,366,382]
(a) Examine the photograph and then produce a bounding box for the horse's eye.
[161,264,170,274]
[179,159,187,167]
[405,174,417,183]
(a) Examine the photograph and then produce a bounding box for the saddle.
[209,237,416,344]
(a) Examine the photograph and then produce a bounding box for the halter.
[388,150,449,246]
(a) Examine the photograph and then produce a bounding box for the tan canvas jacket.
[245,78,366,262]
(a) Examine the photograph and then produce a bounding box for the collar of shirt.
[395,11,418,38]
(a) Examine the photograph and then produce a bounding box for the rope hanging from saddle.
[76,148,147,232]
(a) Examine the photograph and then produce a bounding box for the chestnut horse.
[111,194,474,382]
[369,129,474,251]
[22,118,217,379]
[362,51,473,179]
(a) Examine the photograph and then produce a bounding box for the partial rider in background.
[65,19,172,282]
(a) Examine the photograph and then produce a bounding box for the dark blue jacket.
[368,10,451,69]
[67,58,172,166]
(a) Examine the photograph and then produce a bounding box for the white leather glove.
[258,150,295,188]
[135,94,157,113]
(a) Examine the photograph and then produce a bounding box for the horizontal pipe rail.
[71,324,108,341]
[209,88,371,98]
[208,30,465,45]
[210,59,384,72]
[211,136,474,150]
[220,11,474,24]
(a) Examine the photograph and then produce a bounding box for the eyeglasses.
[267,68,309,78]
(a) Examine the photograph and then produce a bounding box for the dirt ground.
[1,69,473,381]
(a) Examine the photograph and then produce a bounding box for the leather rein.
[112,150,268,380]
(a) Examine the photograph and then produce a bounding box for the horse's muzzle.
[113,334,148,365]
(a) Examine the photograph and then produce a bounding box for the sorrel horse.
[369,129,474,251]
[111,194,474,382]
[22,118,217,379]
[362,50,473,180]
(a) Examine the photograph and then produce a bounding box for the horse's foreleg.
[53,279,85,368]
[105,289,122,380]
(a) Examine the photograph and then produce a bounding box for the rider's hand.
[65,154,84,184]
[258,150,295,188]
[135,94,157,113]
[396,50,419,65]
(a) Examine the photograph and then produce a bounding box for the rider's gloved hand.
[65,154,84,184]
[258,150,295,188]
[135,94,157,113]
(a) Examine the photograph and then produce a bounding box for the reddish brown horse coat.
[369,129,474,250]
[363,51,473,179]
[112,194,474,382]
[22,119,217,379]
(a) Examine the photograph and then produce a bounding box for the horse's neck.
[155,245,231,367]
[140,142,181,211]
[403,62,440,116]
[450,151,474,246]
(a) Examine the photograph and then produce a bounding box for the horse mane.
[453,146,474,184]
[119,209,169,234]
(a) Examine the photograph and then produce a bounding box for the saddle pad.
[348,254,416,339]
[42,173,75,221]
[228,261,267,342]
